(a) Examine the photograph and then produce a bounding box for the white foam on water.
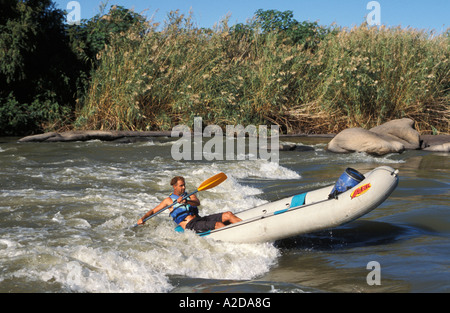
[334,152,406,164]
[4,216,279,292]
[41,246,174,293]
[0,144,303,292]
[225,159,301,180]
[305,150,406,165]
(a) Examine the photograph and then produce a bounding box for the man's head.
[171,176,186,195]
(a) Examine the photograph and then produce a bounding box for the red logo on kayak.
[350,183,371,199]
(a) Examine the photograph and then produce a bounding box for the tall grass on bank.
[309,25,449,133]
[75,12,449,134]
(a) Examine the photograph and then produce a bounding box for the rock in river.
[326,118,448,155]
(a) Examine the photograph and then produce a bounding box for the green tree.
[230,9,333,50]
[0,0,81,135]
[65,5,148,115]
[255,9,333,48]
[66,5,147,69]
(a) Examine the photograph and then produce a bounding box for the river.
[0,136,448,293]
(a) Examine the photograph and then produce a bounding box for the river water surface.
[0,136,448,293]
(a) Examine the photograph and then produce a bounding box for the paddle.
[132,172,228,228]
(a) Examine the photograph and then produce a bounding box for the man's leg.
[221,211,242,225]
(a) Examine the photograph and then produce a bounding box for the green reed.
[75,11,449,134]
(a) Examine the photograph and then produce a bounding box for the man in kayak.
[137,176,242,233]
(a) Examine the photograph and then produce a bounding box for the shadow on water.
[274,220,412,251]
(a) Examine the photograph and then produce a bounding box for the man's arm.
[182,193,200,207]
[137,197,172,225]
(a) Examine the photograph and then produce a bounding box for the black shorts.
[185,213,223,233]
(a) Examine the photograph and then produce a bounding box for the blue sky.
[54,0,449,33]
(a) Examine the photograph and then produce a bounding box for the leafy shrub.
[0,0,80,135]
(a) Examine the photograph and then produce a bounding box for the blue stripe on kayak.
[199,230,211,237]
[174,225,184,233]
[274,208,288,215]
[290,193,306,208]
[175,226,210,237]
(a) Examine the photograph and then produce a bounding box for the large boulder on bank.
[369,118,421,150]
[421,135,450,152]
[327,118,421,155]
[326,127,405,155]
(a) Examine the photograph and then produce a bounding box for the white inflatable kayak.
[177,166,399,243]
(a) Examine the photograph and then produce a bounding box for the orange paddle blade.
[197,172,227,191]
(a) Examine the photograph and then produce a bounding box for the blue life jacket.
[169,192,198,224]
